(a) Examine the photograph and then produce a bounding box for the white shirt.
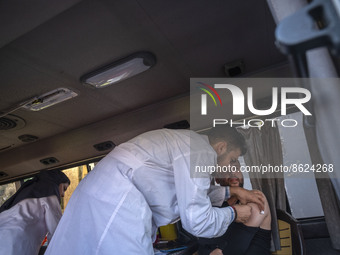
[0,195,62,255]
[116,129,233,235]
[46,129,233,255]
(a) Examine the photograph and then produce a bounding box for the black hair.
[207,126,247,155]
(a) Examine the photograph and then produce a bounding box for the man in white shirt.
[46,126,264,255]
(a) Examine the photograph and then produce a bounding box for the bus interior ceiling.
[0,0,288,181]
[2,1,340,255]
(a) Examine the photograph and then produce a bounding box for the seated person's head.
[59,182,69,198]
[38,170,70,198]
[215,160,243,187]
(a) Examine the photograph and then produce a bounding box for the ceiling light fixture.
[81,52,156,88]
[0,88,78,118]
[23,88,78,111]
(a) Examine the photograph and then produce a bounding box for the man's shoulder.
[138,128,195,139]
[129,129,211,151]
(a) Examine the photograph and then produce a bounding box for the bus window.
[61,165,88,211]
[278,112,324,219]
[0,181,20,207]
[88,162,97,171]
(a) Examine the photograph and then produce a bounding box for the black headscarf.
[0,170,70,213]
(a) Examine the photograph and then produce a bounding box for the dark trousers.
[198,222,271,255]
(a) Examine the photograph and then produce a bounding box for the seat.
[272,209,306,255]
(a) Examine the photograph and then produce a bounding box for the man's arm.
[173,153,235,238]
[230,186,265,211]
[207,185,229,207]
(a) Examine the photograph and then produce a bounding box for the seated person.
[198,161,272,255]
[0,170,70,255]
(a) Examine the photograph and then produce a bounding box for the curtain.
[238,125,286,251]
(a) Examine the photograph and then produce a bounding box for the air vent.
[224,59,245,77]
[0,117,17,130]
[164,120,190,129]
[18,134,39,143]
[93,141,115,152]
[0,115,26,131]
[40,157,59,165]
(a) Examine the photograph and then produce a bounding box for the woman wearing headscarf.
[0,170,70,255]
